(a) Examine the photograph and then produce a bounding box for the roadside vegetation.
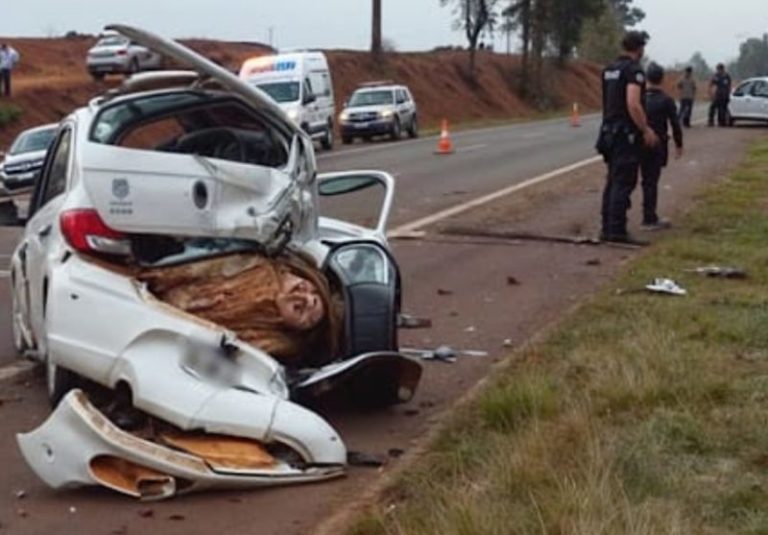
[0,104,22,128]
[351,139,768,534]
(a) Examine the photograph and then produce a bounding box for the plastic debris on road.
[685,266,748,279]
[645,278,687,296]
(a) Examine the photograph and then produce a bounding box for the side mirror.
[303,92,317,105]
[0,199,27,227]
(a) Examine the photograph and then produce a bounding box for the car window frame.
[751,80,768,98]
[29,125,73,217]
[733,81,754,97]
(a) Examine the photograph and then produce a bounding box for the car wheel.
[389,117,401,141]
[46,358,79,408]
[90,72,105,82]
[407,115,419,139]
[342,136,353,145]
[321,121,334,151]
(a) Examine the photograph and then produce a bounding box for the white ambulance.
[240,52,336,150]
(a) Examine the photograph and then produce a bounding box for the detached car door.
[23,126,73,350]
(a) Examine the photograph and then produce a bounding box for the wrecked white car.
[3,25,421,500]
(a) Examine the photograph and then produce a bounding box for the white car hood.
[345,105,391,116]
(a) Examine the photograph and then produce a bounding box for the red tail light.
[60,209,131,256]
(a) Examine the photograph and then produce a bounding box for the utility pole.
[371,0,382,55]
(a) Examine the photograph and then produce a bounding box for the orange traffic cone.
[570,102,581,128]
[435,119,455,155]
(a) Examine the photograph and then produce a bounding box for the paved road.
[317,114,603,227]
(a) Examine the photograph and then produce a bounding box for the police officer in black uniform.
[597,31,659,245]
[708,63,732,127]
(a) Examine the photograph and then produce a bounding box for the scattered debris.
[138,509,155,518]
[404,408,420,417]
[449,311,459,317]
[686,266,747,279]
[17,508,28,518]
[419,400,435,409]
[388,448,406,459]
[506,276,521,286]
[111,526,129,535]
[645,278,687,296]
[441,225,601,246]
[15,490,26,500]
[464,326,477,333]
[437,288,454,296]
[168,514,186,521]
[397,314,433,329]
[69,506,77,514]
[586,258,602,266]
[401,346,489,363]
[502,339,514,348]
[347,451,387,468]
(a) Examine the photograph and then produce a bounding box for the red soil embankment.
[0,36,604,147]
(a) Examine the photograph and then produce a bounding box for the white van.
[240,52,335,150]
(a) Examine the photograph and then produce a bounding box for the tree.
[371,0,383,55]
[549,0,603,63]
[731,34,768,79]
[440,0,500,77]
[578,1,624,64]
[608,0,645,27]
[687,51,713,80]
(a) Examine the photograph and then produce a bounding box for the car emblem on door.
[112,178,130,200]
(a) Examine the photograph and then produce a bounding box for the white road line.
[0,361,36,383]
[0,270,9,279]
[455,143,488,154]
[389,155,603,237]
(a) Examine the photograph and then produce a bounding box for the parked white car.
[0,123,58,194]
[729,77,768,126]
[6,25,420,500]
[86,31,164,80]
[339,82,418,144]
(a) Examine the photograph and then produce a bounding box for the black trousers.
[640,146,668,225]
[0,69,10,97]
[709,98,729,126]
[678,98,693,127]
[601,135,641,237]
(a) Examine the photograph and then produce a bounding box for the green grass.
[0,103,22,128]
[350,138,768,534]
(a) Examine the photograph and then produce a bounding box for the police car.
[338,82,418,144]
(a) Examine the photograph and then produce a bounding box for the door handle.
[37,224,52,238]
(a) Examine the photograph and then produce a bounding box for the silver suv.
[86,31,163,80]
[339,82,418,144]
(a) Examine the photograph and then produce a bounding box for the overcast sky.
[1,0,766,66]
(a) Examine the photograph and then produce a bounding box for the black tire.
[342,136,353,145]
[389,117,401,141]
[90,72,105,81]
[407,115,419,138]
[321,121,334,151]
[46,359,79,408]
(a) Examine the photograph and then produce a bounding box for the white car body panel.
[18,391,345,499]
[730,77,768,123]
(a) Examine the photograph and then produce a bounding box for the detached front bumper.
[17,391,346,500]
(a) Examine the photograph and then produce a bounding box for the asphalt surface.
[0,110,760,534]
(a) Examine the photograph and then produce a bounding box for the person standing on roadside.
[641,63,684,230]
[0,43,20,97]
[708,63,732,127]
[677,66,696,128]
[595,30,659,245]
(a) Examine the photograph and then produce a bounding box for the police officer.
[597,31,659,245]
[708,63,732,127]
